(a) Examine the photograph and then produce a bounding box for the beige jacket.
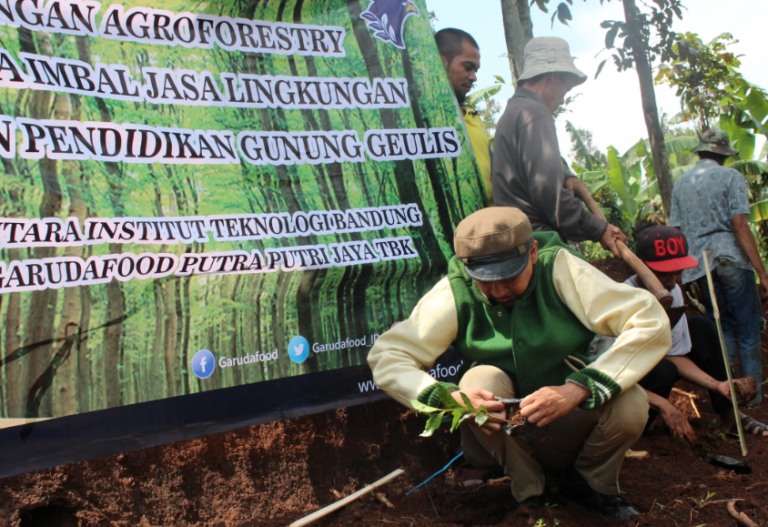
[368,250,672,408]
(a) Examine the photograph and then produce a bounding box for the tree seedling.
[692,491,716,507]
[410,384,513,437]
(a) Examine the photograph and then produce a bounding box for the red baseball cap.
[636,225,698,273]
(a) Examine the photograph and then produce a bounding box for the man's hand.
[451,388,506,435]
[599,224,628,258]
[758,273,768,303]
[714,380,732,400]
[658,400,697,443]
[519,383,590,428]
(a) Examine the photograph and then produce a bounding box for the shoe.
[730,415,768,437]
[559,467,640,520]
[502,493,547,520]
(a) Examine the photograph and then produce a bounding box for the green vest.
[447,231,595,397]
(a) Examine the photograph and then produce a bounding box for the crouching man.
[615,225,768,439]
[368,208,671,520]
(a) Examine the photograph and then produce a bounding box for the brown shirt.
[492,87,607,242]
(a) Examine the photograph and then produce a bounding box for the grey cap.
[454,207,533,281]
[518,37,587,86]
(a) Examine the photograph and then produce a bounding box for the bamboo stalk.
[288,469,404,527]
[702,251,747,456]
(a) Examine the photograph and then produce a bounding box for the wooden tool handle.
[615,240,671,307]
[572,182,672,307]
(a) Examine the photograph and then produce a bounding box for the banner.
[0,0,483,475]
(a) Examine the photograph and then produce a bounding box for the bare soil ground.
[3,257,768,527]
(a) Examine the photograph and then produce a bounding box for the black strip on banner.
[0,349,463,479]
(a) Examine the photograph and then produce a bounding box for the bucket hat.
[454,207,533,281]
[518,37,587,86]
[691,128,739,156]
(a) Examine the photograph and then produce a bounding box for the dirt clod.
[734,376,758,406]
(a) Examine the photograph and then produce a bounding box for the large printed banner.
[0,0,483,473]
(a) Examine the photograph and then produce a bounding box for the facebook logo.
[191,349,215,379]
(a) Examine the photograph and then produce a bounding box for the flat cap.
[454,207,533,281]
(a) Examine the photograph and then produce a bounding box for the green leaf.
[664,135,698,155]
[466,84,502,105]
[595,59,607,80]
[580,170,607,182]
[566,121,597,170]
[420,413,444,437]
[622,139,648,167]
[571,162,586,175]
[551,3,572,28]
[460,392,475,411]
[607,146,636,219]
[450,408,471,432]
[605,23,620,49]
[759,140,768,161]
[410,399,443,414]
[720,114,756,161]
[730,159,768,178]
[474,413,489,427]
[745,89,768,123]
[434,384,464,410]
[748,199,768,222]
[587,179,608,195]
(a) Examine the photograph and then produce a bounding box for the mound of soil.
[3,256,768,527]
[4,393,768,527]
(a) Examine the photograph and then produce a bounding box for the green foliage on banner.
[0,0,485,419]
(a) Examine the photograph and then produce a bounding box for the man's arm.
[645,388,697,443]
[517,115,608,243]
[563,175,626,257]
[666,355,730,398]
[521,250,672,426]
[552,250,672,406]
[367,277,460,408]
[731,213,768,300]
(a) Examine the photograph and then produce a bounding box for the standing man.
[492,37,626,255]
[435,28,493,204]
[671,129,768,406]
[369,207,671,520]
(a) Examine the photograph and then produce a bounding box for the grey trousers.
[458,365,648,502]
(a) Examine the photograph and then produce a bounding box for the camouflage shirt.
[670,158,751,283]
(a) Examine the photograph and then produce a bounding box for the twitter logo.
[288,335,310,364]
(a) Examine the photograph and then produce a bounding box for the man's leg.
[535,385,647,521]
[697,274,738,364]
[568,384,648,495]
[686,315,732,416]
[713,261,763,404]
[458,365,546,502]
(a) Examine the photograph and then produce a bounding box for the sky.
[425,0,768,160]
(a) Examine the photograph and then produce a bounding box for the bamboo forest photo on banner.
[0,0,484,473]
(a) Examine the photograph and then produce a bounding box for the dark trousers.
[639,316,731,417]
